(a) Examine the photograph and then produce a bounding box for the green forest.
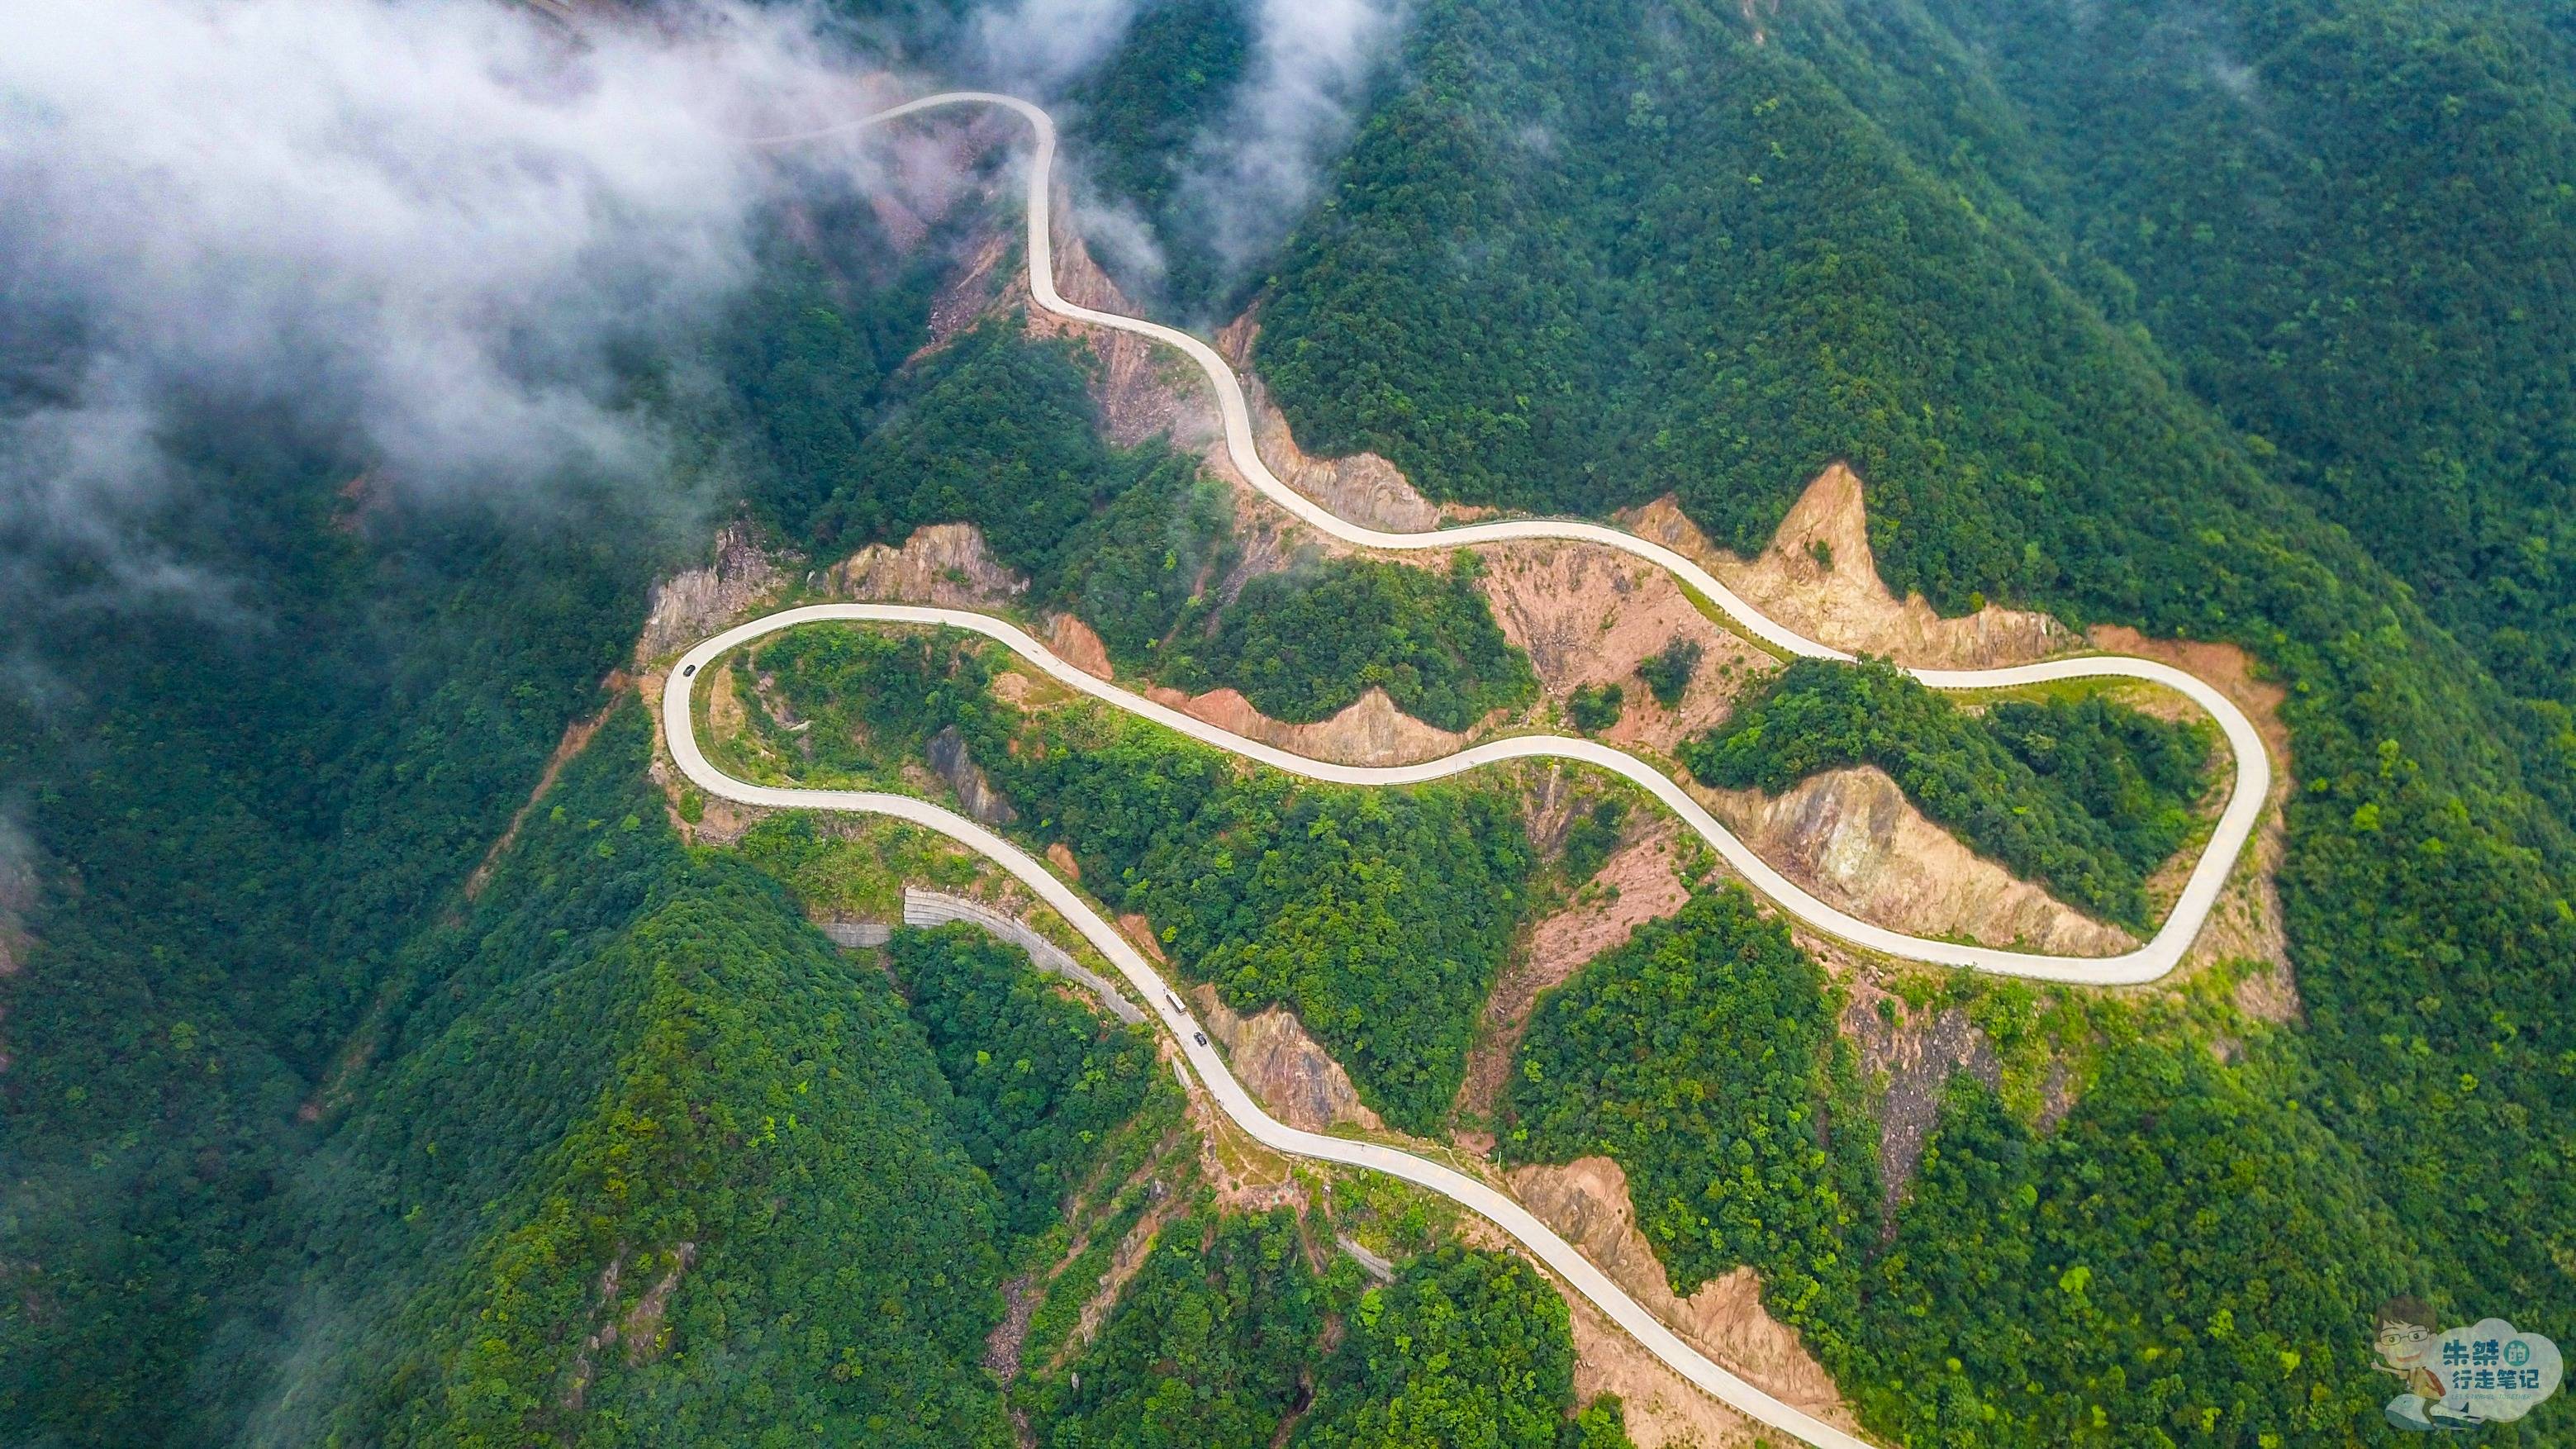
[1683,661,2213,930]
[0,405,682,1441]
[1018,1207,1321,1447]
[8,0,2576,1442]
[1022,1211,1632,1449]
[808,316,1238,671]
[1503,888,1877,1327]
[749,630,1536,1133]
[1162,550,1538,730]
[298,708,1032,1446]
[887,924,1167,1245]
[1255,0,2576,1432]
[1065,0,1258,319]
[1842,1045,2418,1445]
[789,315,1536,713]
[1500,876,2436,1442]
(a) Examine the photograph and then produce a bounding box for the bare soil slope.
[1621,463,2072,667]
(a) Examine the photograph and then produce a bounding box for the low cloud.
[0,0,916,615]
[972,0,1145,96]
[1174,0,1404,294]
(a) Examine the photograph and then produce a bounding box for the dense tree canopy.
[1163,551,1538,731]
[1026,1219,1633,1449]
[1256,0,2576,1411]
[1300,1247,1633,1449]
[1846,1047,2418,1447]
[890,924,1166,1244]
[753,633,1538,1133]
[12,1,2576,1442]
[291,708,1029,1446]
[1020,1208,1321,1448]
[1684,660,2212,929]
[1504,888,1876,1327]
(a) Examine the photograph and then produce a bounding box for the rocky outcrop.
[634,525,780,664]
[983,1273,1039,1384]
[1620,464,2071,668]
[1842,992,1998,1209]
[1455,824,1690,1130]
[0,824,32,983]
[1214,315,1451,532]
[1026,223,1224,450]
[1046,613,1116,679]
[1509,1157,1858,1433]
[1559,1292,1778,1449]
[1699,765,2134,956]
[829,522,1028,607]
[1474,540,1769,751]
[927,724,1017,827]
[1148,683,1472,767]
[928,228,1013,344]
[1191,984,1382,1133]
[1046,841,1081,879]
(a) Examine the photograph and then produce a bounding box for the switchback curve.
[661,622,1872,1449]
[658,90,2288,1448]
[749,90,2271,984]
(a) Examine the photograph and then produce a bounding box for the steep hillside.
[9,1,2573,1444]
[0,409,677,1442]
[1833,0,2576,714]
[285,707,1038,1444]
[1252,0,2576,1436]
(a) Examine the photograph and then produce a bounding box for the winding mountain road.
[758,90,2270,986]
[658,90,2281,1448]
[663,619,1877,1449]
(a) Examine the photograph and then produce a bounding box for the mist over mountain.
[3,2,2572,1447]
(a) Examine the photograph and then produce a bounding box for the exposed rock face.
[618,1242,696,1367]
[1191,984,1382,1133]
[1842,992,1999,1209]
[1699,765,2134,956]
[966,209,1457,534]
[634,525,780,664]
[1558,1291,1779,1449]
[928,724,1017,827]
[1474,540,1770,751]
[983,1273,1038,1383]
[1026,223,1223,450]
[1214,316,1450,532]
[829,522,1028,607]
[858,111,989,259]
[1118,913,1165,962]
[1508,1157,1859,1433]
[1046,613,1116,680]
[929,228,1012,344]
[1061,1200,1179,1363]
[1455,824,1690,1130]
[2231,959,2301,1024]
[1621,464,2071,668]
[0,829,33,982]
[1146,683,1471,767]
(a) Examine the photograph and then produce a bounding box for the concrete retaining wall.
[901,889,1145,1024]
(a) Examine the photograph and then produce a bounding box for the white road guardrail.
[649,89,2281,1449]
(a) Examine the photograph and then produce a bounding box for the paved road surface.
[754,91,2269,986]
[649,89,2289,1448]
